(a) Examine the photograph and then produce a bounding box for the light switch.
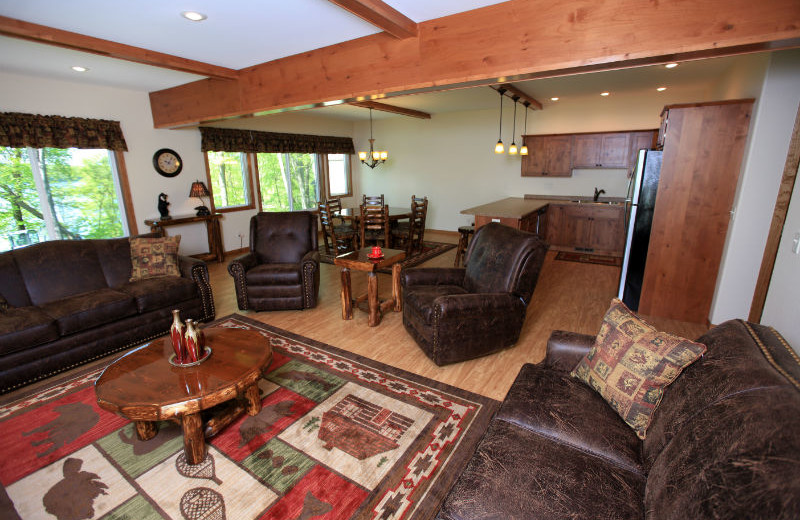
[792,232,800,255]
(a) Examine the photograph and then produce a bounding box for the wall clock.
[153,148,183,177]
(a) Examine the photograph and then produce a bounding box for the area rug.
[320,241,456,273]
[0,314,498,520]
[555,251,622,267]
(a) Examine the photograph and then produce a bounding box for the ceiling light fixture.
[665,62,678,69]
[358,108,388,169]
[508,96,520,155]
[494,87,507,154]
[181,11,207,21]
[71,66,88,72]
[600,92,610,96]
[550,97,559,101]
[657,86,667,92]
[520,101,531,156]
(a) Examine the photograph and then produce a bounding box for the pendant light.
[520,101,531,155]
[494,87,507,154]
[508,96,520,155]
[358,108,388,168]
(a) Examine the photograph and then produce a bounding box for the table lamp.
[189,180,212,216]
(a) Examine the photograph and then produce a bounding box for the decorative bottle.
[184,319,200,363]
[170,309,186,364]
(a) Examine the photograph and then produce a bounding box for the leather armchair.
[401,222,548,365]
[228,211,320,311]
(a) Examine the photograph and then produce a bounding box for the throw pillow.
[129,235,181,281]
[571,298,706,439]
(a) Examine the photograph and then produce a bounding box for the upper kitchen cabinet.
[521,135,573,177]
[571,132,630,169]
[627,131,658,172]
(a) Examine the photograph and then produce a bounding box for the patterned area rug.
[0,314,498,520]
[555,251,622,267]
[320,241,456,273]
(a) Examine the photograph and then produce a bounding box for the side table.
[145,213,224,263]
[333,248,406,326]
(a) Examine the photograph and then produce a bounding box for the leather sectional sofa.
[0,236,215,394]
[436,319,800,519]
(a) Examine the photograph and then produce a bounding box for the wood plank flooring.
[210,231,708,401]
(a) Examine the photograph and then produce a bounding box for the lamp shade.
[189,181,211,198]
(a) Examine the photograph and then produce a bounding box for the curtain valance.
[200,127,354,155]
[0,112,128,151]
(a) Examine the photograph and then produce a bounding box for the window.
[255,153,319,211]
[325,153,352,198]
[204,151,255,212]
[0,146,129,252]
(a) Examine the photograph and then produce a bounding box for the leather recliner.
[228,211,320,311]
[401,222,548,365]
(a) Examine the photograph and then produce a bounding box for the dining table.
[334,206,412,223]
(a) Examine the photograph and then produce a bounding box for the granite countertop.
[461,195,624,219]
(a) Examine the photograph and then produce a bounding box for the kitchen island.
[460,197,552,236]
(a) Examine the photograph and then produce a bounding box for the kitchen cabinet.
[545,203,625,254]
[571,132,630,169]
[639,99,754,323]
[627,131,658,172]
[521,135,572,177]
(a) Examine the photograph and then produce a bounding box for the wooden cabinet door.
[627,131,657,172]
[571,134,603,168]
[599,133,630,168]
[587,205,625,253]
[546,136,573,176]
[521,136,547,176]
[545,204,573,246]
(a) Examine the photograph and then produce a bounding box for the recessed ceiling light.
[550,97,559,101]
[181,11,207,21]
[600,92,610,96]
[71,66,88,72]
[665,63,678,69]
[657,86,667,92]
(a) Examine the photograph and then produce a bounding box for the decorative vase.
[184,319,200,363]
[170,309,186,364]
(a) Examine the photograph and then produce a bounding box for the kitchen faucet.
[594,187,606,202]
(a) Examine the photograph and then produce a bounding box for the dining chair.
[360,199,390,249]
[319,199,357,255]
[391,195,428,255]
[362,194,385,207]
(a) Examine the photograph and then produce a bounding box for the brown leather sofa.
[228,211,320,311]
[0,236,215,394]
[436,320,800,519]
[402,222,547,365]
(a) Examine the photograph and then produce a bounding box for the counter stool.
[454,225,474,267]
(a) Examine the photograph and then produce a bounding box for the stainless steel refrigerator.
[617,149,662,310]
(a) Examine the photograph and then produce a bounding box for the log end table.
[95,327,272,464]
[333,247,406,327]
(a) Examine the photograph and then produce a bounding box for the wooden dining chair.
[391,195,428,255]
[319,199,357,255]
[360,199,390,249]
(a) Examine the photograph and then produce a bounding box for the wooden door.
[639,100,754,323]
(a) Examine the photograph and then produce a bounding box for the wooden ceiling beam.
[327,0,417,39]
[498,84,543,111]
[0,15,239,80]
[149,0,800,128]
[348,100,431,119]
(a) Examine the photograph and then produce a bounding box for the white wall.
[711,49,800,334]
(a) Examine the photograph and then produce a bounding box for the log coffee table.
[95,327,272,464]
[334,247,406,326]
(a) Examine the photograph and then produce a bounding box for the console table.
[144,213,224,263]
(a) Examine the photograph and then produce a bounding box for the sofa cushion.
[117,276,199,313]
[436,419,645,520]
[403,285,468,325]
[246,263,302,285]
[496,363,643,474]
[94,236,136,287]
[0,252,32,307]
[39,288,138,336]
[129,235,181,281]
[0,306,60,356]
[571,298,706,439]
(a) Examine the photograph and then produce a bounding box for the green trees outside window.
[0,146,126,252]
[206,151,251,210]
[256,153,319,212]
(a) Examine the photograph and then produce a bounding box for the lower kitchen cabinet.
[545,203,624,255]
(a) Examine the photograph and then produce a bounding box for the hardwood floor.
[209,230,708,401]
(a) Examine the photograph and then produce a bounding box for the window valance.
[0,112,128,151]
[200,127,354,155]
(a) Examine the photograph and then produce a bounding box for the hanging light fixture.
[494,87,507,154]
[508,96,520,155]
[358,108,388,168]
[520,101,531,155]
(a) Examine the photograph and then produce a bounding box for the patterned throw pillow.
[129,235,181,281]
[571,298,706,439]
